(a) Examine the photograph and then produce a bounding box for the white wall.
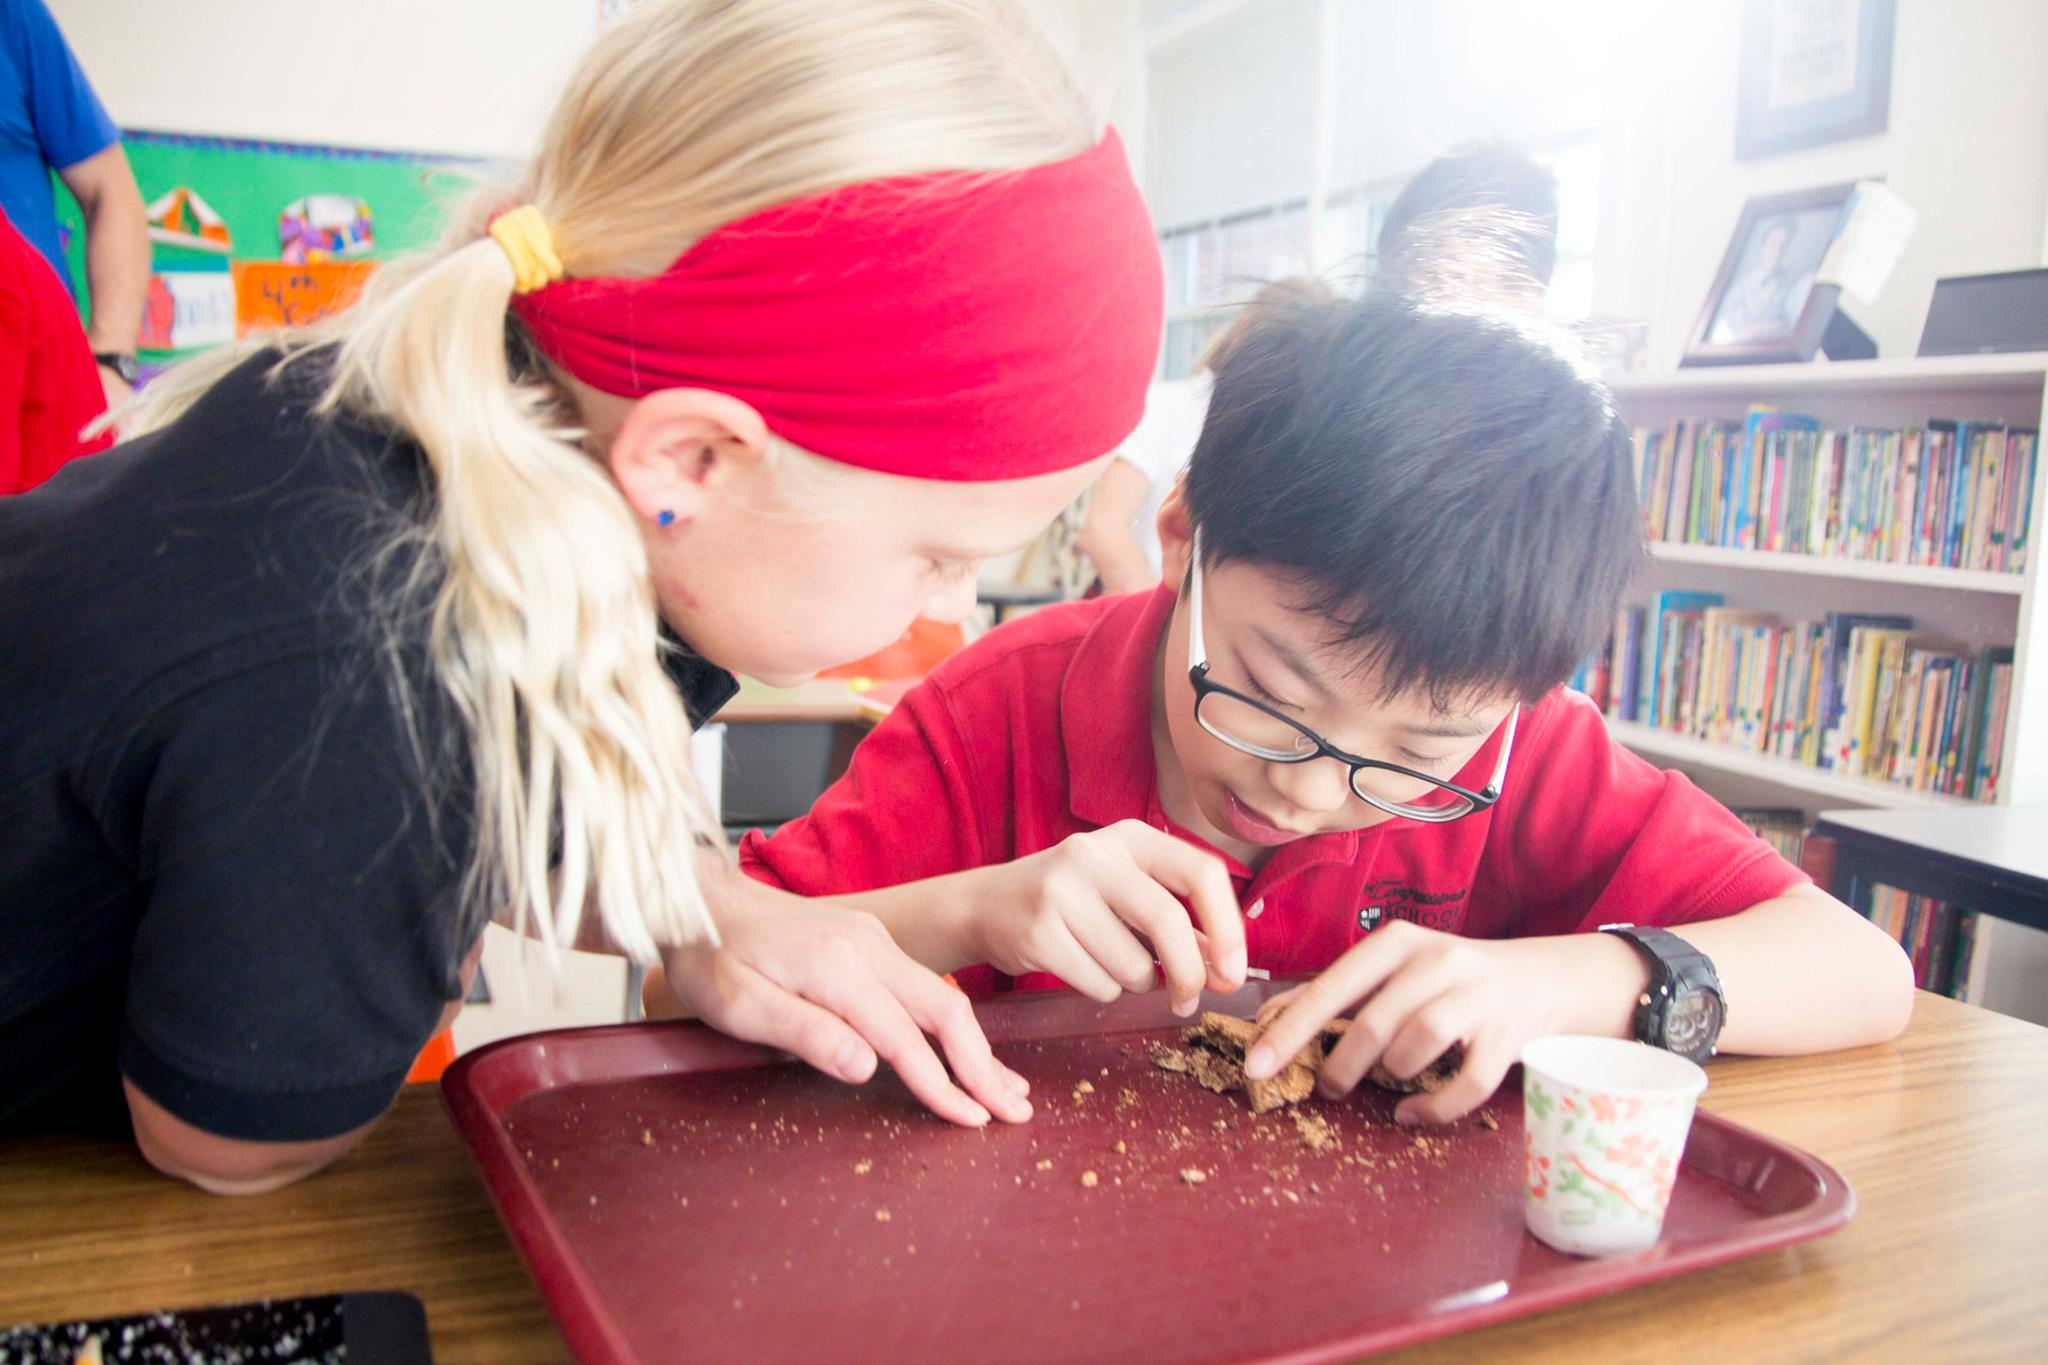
[48,0,596,160]
[1030,0,1148,181]
[1145,0,1318,225]
[1132,0,2048,363]
[1595,0,2048,367]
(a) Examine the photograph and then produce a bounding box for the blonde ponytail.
[124,0,1096,963]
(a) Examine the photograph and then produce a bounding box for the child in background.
[1375,138,1558,303]
[740,292,1913,1124]
[1076,277,1334,594]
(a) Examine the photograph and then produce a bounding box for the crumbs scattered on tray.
[498,1015,1512,1263]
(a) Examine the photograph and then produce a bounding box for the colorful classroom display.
[278,194,376,264]
[57,129,477,361]
[1635,411,2039,574]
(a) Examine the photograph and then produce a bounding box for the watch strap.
[94,351,139,383]
[1600,923,1724,1050]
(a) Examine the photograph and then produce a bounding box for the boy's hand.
[663,872,1034,1130]
[973,819,1246,1017]
[1245,922,1648,1124]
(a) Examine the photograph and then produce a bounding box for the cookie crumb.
[1290,1109,1339,1153]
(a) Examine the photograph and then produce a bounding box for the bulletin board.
[54,128,491,361]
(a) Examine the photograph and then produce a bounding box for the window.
[1144,0,1612,377]
[1152,139,1601,377]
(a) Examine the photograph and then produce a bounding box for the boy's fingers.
[1099,862,1210,1012]
[1120,825,1246,987]
[803,967,992,1128]
[1254,987,1302,1027]
[887,963,1034,1125]
[1065,897,1166,996]
[1247,939,1406,1079]
[1395,1032,1512,1127]
[1039,920,1131,1006]
[1319,962,1460,1096]
[1377,990,1471,1083]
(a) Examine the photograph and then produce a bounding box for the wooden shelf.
[1606,353,2048,400]
[1606,720,1976,809]
[1646,541,2028,595]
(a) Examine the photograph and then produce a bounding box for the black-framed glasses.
[1185,529,1516,824]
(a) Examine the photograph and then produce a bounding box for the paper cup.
[1519,1035,1708,1256]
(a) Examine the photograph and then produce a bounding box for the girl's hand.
[972,820,1247,1017]
[1244,922,1647,1125]
[663,871,1034,1129]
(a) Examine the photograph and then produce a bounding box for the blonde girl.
[0,0,1162,1192]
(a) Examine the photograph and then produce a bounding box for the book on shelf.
[1731,806,1808,863]
[1574,605,2013,801]
[1720,827,1978,999]
[1632,412,2038,573]
[1866,885,1973,997]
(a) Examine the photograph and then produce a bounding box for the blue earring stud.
[656,509,676,528]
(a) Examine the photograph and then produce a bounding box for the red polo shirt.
[741,586,1805,995]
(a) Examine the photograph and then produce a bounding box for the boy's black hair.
[1377,140,1559,288]
[1184,292,1642,707]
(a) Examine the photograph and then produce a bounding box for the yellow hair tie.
[489,205,564,294]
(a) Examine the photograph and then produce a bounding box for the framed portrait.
[1682,182,1859,368]
[1737,0,1895,160]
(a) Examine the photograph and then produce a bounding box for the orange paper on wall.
[233,260,377,337]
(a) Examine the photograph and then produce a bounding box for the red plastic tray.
[443,986,1852,1363]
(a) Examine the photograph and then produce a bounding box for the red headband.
[512,130,1161,482]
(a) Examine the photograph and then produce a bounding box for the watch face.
[1664,986,1725,1059]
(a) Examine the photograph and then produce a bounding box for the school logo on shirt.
[1357,878,1469,931]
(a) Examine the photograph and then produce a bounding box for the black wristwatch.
[94,351,139,385]
[1599,923,1725,1062]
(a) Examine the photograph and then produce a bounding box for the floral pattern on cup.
[1521,1036,1707,1257]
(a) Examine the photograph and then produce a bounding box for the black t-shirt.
[0,351,736,1141]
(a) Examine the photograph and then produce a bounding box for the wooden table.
[719,677,882,725]
[4,993,2044,1363]
[1817,804,2048,934]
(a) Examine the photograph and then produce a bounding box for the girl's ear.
[1157,475,1194,590]
[605,387,771,526]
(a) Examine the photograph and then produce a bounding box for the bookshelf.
[1607,720,1975,810]
[1603,352,2048,818]
[1646,542,2026,596]
[1597,356,2048,1023]
[1606,351,2048,402]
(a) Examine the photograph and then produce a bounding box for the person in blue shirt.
[0,0,145,405]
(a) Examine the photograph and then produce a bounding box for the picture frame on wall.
[1737,0,1895,160]
[1682,181,1859,368]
